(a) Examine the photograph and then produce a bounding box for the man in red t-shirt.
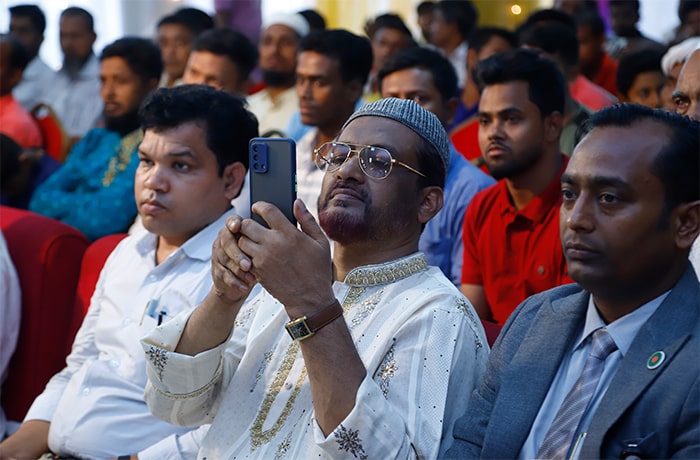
[460,49,574,325]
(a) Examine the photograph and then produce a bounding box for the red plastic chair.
[74,233,127,319]
[31,103,71,163]
[0,206,89,422]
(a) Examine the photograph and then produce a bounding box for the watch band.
[285,299,343,341]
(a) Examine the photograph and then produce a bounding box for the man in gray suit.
[446,103,700,459]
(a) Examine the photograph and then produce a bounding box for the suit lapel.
[488,290,589,457]
[583,267,699,454]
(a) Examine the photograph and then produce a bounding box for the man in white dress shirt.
[8,4,54,112]
[0,85,257,459]
[141,97,488,459]
[247,13,309,137]
[44,7,101,143]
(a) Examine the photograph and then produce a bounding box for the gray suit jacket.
[446,266,700,459]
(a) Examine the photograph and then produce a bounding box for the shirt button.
[122,317,131,327]
[537,266,545,275]
[110,360,120,368]
[82,388,90,395]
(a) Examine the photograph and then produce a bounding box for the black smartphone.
[249,137,297,227]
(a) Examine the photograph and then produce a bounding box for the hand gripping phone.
[249,137,297,227]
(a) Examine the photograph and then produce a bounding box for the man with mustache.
[460,48,573,326]
[29,37,160,241]
[141,97,488,458]
[449,104,700,460]
[43,7,101,144]
[0,84,257,459]
[295,29,372,219]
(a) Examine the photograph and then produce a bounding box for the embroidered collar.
[343,252,428,286]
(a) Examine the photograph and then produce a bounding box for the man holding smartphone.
[141,97,488,458]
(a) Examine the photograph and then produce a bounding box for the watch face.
[286,318,312,340]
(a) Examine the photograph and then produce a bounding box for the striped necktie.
[536,328,618,459]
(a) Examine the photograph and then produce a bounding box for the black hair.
[9,4,46,34]
[519,8,576,32]
[584,104,699,214]
[366,13,414,42]
[679,0,700,22]
[468,27,518,54]
[298,9,326,31]
[0,134,22,187]
[609,0,639,12]
[616,48,663,98]
[191,28,259,82]
[0,33,30,71]
[140,85,258,174]
[157,7,214,37]
[477,48,566,116]
[377,47,458,101]
[60,7,94,32]
[434,0,478,40]
[519,21,579,67]
[299,29,373,86]
[575,10,606,36]
[417,1,436,15]
[100,37,163,83]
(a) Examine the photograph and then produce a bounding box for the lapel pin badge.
[646,351,665,370]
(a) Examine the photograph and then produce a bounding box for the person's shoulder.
[450,155,495,188]
[465,180,502,216]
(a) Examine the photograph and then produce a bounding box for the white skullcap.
[661,37,700,76]
[261,13,310,37]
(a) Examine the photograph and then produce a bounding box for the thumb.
[294,199,328,246]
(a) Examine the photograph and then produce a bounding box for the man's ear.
[544,111,564,144]
[674,200,700,250]
[223,161,247,201]
[417,185,443,224]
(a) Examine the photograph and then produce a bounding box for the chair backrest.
[74,233,128,320]
[31,103,71,163]
[0,206,89,422]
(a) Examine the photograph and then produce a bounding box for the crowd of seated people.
[1,1,698,459]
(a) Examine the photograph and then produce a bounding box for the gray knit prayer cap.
[341,97,450,171]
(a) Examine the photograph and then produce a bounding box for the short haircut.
[61,7,94,32]
[616,48,663,97]
[140,85,259,174]
[100,37,163,83]
[377,47,458,101]
[519,21,579,67]
[519,8,576,31]
[192,28,259,82]
[417,1,435,15]
[434,0,478,39]
[157,7,214,37]
[9,4,46,34]
[366,13,414,42]
[609,0,639,11]
[575,11,606,37]
[299,29,373,86]
[0,33,30,71]
[477,48,566,116]
[298,9,326,31]
[468,27,517,54]
[583,104,699,212]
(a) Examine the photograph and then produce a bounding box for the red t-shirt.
[461,155,573,325]
[449,114,490,174]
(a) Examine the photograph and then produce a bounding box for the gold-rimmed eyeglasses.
[313,142,427,180]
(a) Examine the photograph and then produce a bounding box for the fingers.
[294,199,329,247]
[251,201,296,230]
